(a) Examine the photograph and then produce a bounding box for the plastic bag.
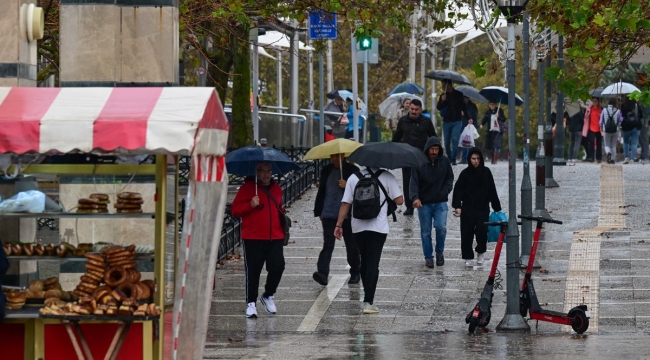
[470,124,480,139]
[490,114,500,132]
[339,113,349,125]
[458,125,476,148]
[0,190,46,213]
[487,211,508,243]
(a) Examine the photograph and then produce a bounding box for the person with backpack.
[620,98,643,164]
[451,147,502,266]
[600,98,623,164]
[334,166,403,314]
[410,136,454,268]
[312,153,361,286]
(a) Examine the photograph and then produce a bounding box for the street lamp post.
[494,0,530,332]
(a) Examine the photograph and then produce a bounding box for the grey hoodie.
[409,136,454,204]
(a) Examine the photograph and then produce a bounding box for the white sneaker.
[465,260,474,267]
[362,302,380,314]
[623,158,630,164]
[246,302,257,318]
[260,295,277,314]
[477,253,485,265]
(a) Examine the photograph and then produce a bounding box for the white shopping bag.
[489,114,500,132]
[459,125,476,148]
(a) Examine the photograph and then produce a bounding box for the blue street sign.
[309,11,337,40]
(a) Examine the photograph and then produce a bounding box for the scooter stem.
[526,224,543,275]
[489,229,507,279]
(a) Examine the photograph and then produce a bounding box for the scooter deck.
[529,309,574,326]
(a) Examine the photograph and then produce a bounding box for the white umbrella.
[257,31,314,51]
[601,81,641,97]
[378,93,421,120]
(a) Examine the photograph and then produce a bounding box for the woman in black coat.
[451,148,502,267]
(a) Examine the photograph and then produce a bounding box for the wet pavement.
[206,160,650,359]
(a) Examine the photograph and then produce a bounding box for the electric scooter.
[465,220,509,333]
[517,214,590,334]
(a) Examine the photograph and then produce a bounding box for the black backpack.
[604,108,618,133]
[626,104,641,129]
[352,169,397,222]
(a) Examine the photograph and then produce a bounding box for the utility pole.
[544,52,558,187]
[327,40,334,92]
[534,31,550,221]
[553,35,566,165]
[496,0,529,332]
[519,14,533,267]
[409,9,417,82]
[351,32,359,142]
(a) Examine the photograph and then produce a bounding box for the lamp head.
[494,0,529,22]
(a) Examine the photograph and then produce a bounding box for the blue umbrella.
[326,88,352,99]
[226,145,300,177]
[479,86,524,106]
[387,82,424,96]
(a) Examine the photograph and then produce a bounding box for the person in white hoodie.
[600,98,623,164]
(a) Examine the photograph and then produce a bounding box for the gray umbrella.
[455,85,488,104]
[424,70,472,85]
[589,88,604,98]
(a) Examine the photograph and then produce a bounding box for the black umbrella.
[455,85,488,104]
[589,88,604,98]
[326,89,353,100]
[424,70,472,85]
[347,142,429,170]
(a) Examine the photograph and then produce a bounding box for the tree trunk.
[230,26,253,147]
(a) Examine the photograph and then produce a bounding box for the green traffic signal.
[359,37,372,50]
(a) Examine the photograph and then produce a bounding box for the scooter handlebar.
[517,214,562,224]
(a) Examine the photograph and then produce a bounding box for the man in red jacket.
[230,162,286,318]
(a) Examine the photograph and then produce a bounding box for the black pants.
[460,209,489,260]
[243,240,285,303]
[586,131,603,161]
[318,218,360,276]
[356,231,387,304]
[402,168,412,209]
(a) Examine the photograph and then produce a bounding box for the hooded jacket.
[392,114,438,151]
[313,161,358,217]
[451,148,501,212]
[409,136,454,204]
[231,178,285,241]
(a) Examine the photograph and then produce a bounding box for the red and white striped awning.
[0,87,229,156]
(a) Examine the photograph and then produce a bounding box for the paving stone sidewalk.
[205,160,650,359]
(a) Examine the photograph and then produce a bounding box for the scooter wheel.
[570,309,589,334]
[468,317,479,333]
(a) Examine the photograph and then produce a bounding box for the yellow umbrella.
[303,138,362,178]
[303,138,362,160]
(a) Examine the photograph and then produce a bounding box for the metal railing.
[300,108,368,143]
[223,108,313,147]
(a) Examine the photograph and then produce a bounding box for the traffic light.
[359,36,372,50]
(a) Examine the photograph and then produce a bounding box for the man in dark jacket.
[410,136,454,268]
[313,153,360,286]
[451,148,501,266]
[392,99,437,215]
[436,80,467,166]
[568,110,585,162]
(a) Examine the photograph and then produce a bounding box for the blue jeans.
[622,129,640,160]
[417,202,448,258]
[443,121,462,160]
[462,147,469,162]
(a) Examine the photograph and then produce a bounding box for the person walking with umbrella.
[436,80,468,165]
[312,152,361,286]
[410,136,454,268]
[392,98,438,215]
[479,99,507,164]
[325,95,347,138]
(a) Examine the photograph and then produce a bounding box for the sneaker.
[607,153,612,163]
[477,253,485,265]
[623,158,630,164]
[260,295,277,314]
[348,273,360,284]
[608,159,616,164]
[362,302,380,314]
[465,260,474,267]
[312,272,328,286]
[436,253,445,266]
[246,302,257,318]
[425,258,434,268]
[634,158,640,163]
[451,159,457,166]
[403,207,414,216]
